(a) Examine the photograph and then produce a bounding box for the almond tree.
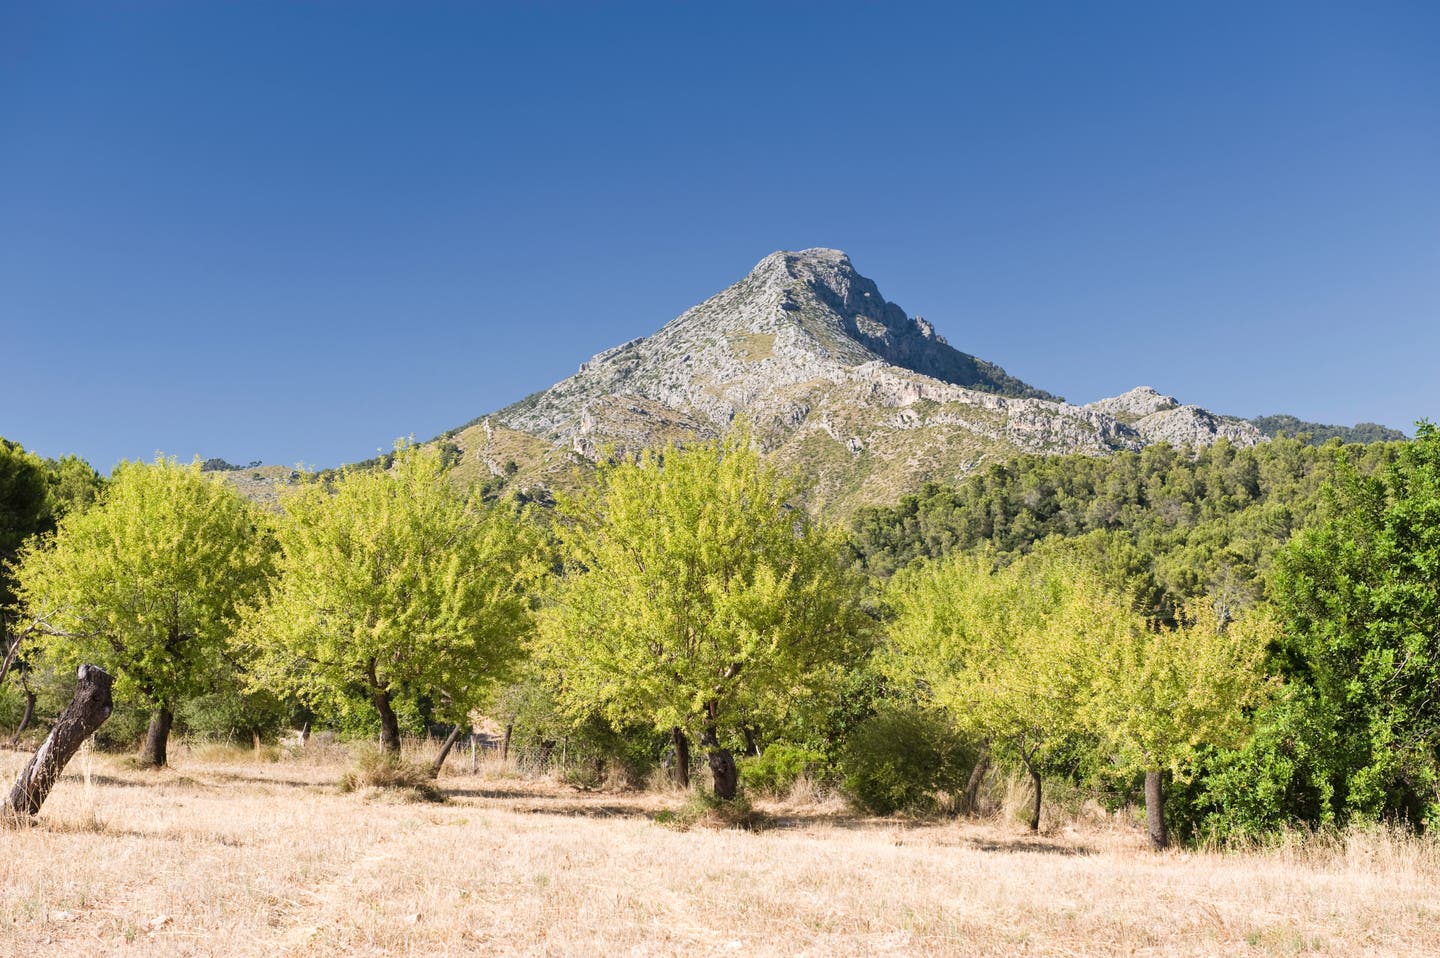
[884,551,1126,830]
[243,445,539,755]
[12,459,273,766]
[536,429,868,799]
[1082,600,1272,849]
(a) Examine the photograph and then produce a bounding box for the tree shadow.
[963,838,1092,856]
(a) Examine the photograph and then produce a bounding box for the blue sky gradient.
[3,1,1436,469]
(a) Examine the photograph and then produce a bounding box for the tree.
[1272,421,1440,826]
[43,454,104,522]
[0,438,52,609]
[883,552,1115,830]
[11,459,273,766]
[243,445,538,755]
[536,429,869,800]
[1083,600,1272,849]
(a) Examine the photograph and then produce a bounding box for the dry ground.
[2,744,1438,957]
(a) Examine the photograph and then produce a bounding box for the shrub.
[177,687,292,743]
[739,745,825,796]
[654,790,760,831]
[838,706,972,815]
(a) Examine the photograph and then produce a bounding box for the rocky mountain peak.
[497,249,1057,445]
[470,249,1268,515]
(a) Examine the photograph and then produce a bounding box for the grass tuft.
[339,750,445,803]
[655,790,761,831]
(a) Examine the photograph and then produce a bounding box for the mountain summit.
[498,248,1054,444]
[456,249,1263,514]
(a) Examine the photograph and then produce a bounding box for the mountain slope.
[451,249,1266,515]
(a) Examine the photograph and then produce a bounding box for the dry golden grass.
[2,743,1438,956]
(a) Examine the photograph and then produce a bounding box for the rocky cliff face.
[463,249,1264,515]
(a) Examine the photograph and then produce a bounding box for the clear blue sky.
[3,1,1436,469]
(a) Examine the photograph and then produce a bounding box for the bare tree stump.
[4,665,113,818]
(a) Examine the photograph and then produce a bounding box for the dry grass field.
[3,742,1439,957]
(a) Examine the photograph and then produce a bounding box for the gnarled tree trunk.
[701,722,737,801]
[372,689,401,755]
[429,725,465,779]
[670,726,691,789]
[1145,769,1168,850]
[138,705,174,767]
[963,744,991,815]
[5,665,113,817]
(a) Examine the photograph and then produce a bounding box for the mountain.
[437,248,1269,516]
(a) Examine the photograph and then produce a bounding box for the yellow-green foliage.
[885,549,1272,787]
[883,552,1119,769]
[535,426,870,742]
[1084,600,1272,776]
[13,458,273,710]
[242,444,542,728]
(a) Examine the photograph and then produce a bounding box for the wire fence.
[428,732,703,782]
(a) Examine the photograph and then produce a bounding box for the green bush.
[739,744,825,796]
[177,687,293,743]
[1171,683,1344,844]
[838,706,971,815]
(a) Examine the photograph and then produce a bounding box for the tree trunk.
[138,705,174,767]
[500,722,513,762]
[5,665,113,817]
[671,726,690,789]
[963,746,991,815]
[742,726,761,758]
[429,725,465,779]
[701,724,737,801]
[1027,761,1042,832]
[1145,769,1168,850]
[372,689,401,754]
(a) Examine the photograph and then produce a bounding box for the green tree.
[43,454,105,521]
[1272,421,1440,826]
[0,438,52,609]
[244,445,539,754]
[883,551,1118,830]
[536,429,869,800]
[12,458,273,765]
[1083,600,1273,848]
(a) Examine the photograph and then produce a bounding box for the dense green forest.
[848,438,1400,609]
[2,427,1437,847]
[1249,414,1408,445]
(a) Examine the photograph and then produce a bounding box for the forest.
[2,424,1437,849]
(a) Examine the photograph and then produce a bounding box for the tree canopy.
[243,445,540,753]
[535,429,870,798]
[12,458,273,765]
[1272,421,1440,826]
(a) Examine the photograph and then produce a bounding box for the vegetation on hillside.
[2,424,1438,849]
[1250,414,1408,445]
